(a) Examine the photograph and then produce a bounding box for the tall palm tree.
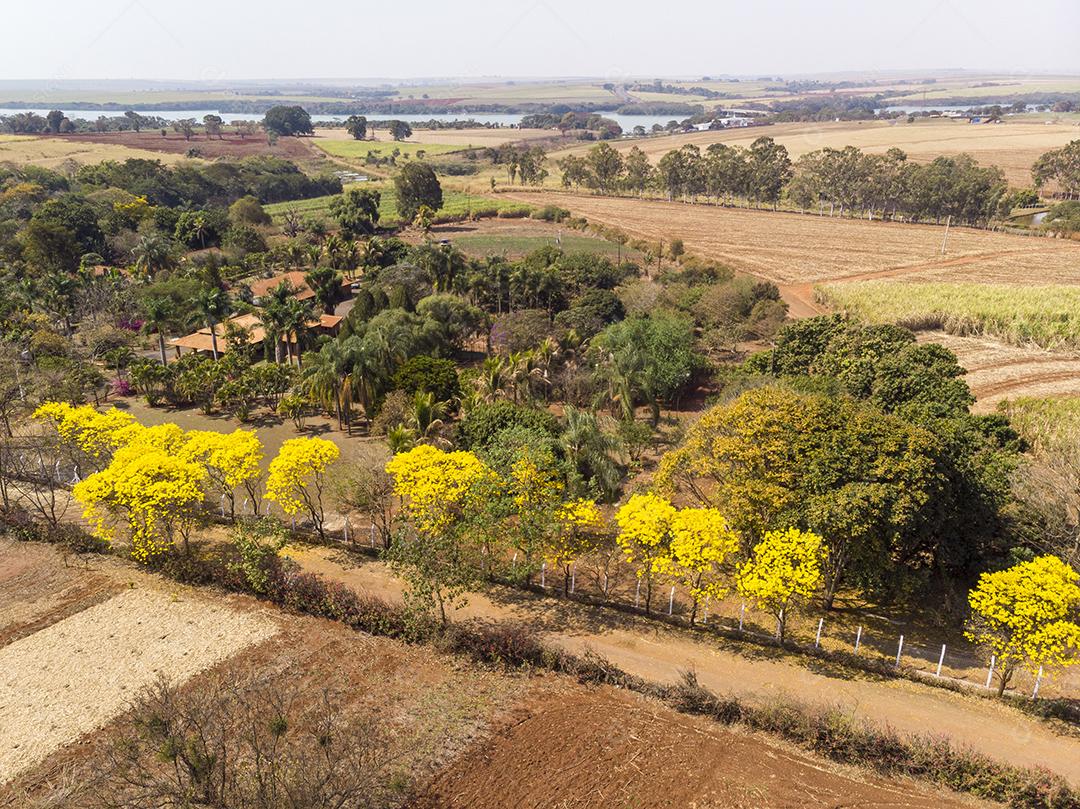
[141,296,173,366]
[192,286,231,361]
[260,280,295,364]
[282,296,314,368]
[305,265,342,315]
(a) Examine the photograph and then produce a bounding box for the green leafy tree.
[262,105,313,136]
[387,120,413,141]
[344,115,368,140]
[329,188,381,238]
[394,162,442,222]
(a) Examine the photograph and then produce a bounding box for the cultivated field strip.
[498,191,1080,286]
[0,588,276,784]
[918,331,1080,412]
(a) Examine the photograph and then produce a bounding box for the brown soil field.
[548,119,1080,187]
[497,191,1080,288]
[412,688,987,809]
[287,545,1080,784]
[315,125,556,147]
[0,539,121,648]
[0,541,989,809]
[39,129,320,160]
[918,331,1080,412]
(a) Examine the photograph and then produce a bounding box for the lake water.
[0,107,690,133]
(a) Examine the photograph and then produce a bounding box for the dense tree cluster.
[657,315,1023,603]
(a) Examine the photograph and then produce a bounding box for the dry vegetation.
[497,191,1080,285]
[0,586,275,784]
[0,135,193,168]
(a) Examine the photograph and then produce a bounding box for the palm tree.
[131,233,173,278]
[301,344,345,428]
[474,355,508,403]
[282,296,314,368]
[41,271,79,336]
[260,281,295,364]
[409,390,448,445]
[560,406,622,501]
[305,265,342,315]
[141,296,173,366]
[192,286,231,361]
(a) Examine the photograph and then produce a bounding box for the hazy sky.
[3,0,1078,81]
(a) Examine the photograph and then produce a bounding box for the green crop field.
[452,233,643,259]
[314,139,468,161]
[818,280,1080,349]
[264,184,531,227]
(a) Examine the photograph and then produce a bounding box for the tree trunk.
[158,333,168,366]
[208,322,219,361]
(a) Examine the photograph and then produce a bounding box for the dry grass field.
[0,134,192,168]
[497,191,1080,285]
[0,583,275,784]
[547,118,1080,186]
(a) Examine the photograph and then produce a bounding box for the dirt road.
[287,544,1080,785]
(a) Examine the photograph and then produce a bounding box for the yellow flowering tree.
[73,445,206,563]
[616,493,677,613]
[655,507,739,625]
[507,448,565,581]
[736,527,823,645]
[547,498,605,595]
[33,402,136,471]
[966,555,1080,697]
[180,429,264,518]
[264,437,340,540]
[385,444,497,623]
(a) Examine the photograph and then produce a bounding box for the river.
[0,107,687,133]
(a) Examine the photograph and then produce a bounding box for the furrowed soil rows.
[496,191,1080,287]
[412,688,989,809]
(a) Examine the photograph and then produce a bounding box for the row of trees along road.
[561,139,1040,226]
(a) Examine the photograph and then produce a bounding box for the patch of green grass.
[314,139,467,162]
[453,233,641,259]
[818,280,1080,349]
[264,184,531,228]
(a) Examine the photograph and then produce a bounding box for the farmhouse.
[170,311,342,358]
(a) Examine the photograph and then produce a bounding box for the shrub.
[531,204,571,222]
[391,356,461,405]
[456,401,559,450]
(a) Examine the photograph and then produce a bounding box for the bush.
[456,401,559,450]
[531,204,571,222]
[371,390,411,436]
[442,621,556,668]
[391,355,461,404]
